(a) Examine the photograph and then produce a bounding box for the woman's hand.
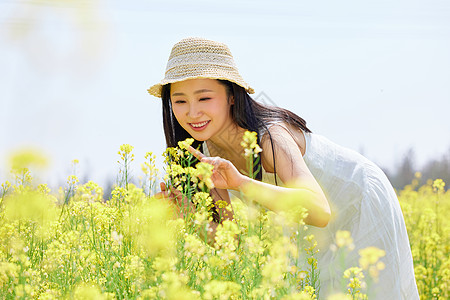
[155,182,195,219]
[187,146,247,191]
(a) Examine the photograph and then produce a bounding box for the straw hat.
[148,37,254,98]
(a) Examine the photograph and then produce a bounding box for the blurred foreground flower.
[123,196,176,257]
[3,189,58,226]
[8,147,48,172]
[335,230,355,251]
[72,283,114,300]
[358,247,386,282]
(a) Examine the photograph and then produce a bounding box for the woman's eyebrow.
[171,89,214,97]
[194,89,214,94]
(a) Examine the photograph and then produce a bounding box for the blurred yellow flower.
[203,280,241,300]
[3,189,58,226]
[335,230,354,250]
[326,293,352,300]
[432,178,445,193]
[72,283,113,300]
[8,147,48,172]
[358,246,386,270]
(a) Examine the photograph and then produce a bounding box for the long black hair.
[161,80,311,183]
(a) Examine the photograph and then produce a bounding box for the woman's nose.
[188,104,202,118]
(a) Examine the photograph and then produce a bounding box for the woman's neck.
[208,123,247,160]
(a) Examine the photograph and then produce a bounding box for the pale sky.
[1,0,449,188]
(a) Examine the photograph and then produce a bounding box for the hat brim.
[147,76,255,98]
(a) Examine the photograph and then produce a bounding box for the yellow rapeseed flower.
[178,138,195,150]
[281,291,315,300]
[123,198,175,257]
[72,283,113,300]
[8,147,48,172]
[119,144,134,155]
[163,147,179,164]
[241,131,262,158]
[357,246,387,283]
[3,189,58,226]
[195,161,214,190]
[203,280,241,300]
[326,293,352,300]
[358,246,386,271]
[343,267,367,299]
[335,230,354,250]
[0,262,20,287]
[1,181,12,198]
[432,178,445,193]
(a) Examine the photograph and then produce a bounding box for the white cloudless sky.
[1,0,449,188]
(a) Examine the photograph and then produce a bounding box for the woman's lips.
[189,120,210,131]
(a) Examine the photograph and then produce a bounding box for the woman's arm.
[255,123,331,227]
[237,176,330,227]
[187,125,331,227]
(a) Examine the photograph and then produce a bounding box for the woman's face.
[170,78,234,141]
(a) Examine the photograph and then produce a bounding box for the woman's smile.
[189,120,211,131]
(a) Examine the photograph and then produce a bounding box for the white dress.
[202,130,419,299]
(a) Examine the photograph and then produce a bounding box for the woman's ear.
[229,95,235,105]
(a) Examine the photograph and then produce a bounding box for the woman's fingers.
[187,145,205,161]
[186,146,229,171]
[199,156,218,165]
[154,190,168,199]
[155,187,181,205]
[205,157,230,172]
[154,182,167,199]
[154,183,195,218]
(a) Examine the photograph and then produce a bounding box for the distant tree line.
[382,148,450,191]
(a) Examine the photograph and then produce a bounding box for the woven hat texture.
[148,37,254,98]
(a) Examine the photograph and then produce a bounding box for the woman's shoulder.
[259,121,307,173]
[260,121,307,155]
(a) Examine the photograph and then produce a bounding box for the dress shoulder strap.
[202,142,211,156]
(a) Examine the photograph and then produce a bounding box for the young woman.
[150,37,419,299]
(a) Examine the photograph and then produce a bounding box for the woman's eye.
[199,97,211,101]
[174,100,186,104]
